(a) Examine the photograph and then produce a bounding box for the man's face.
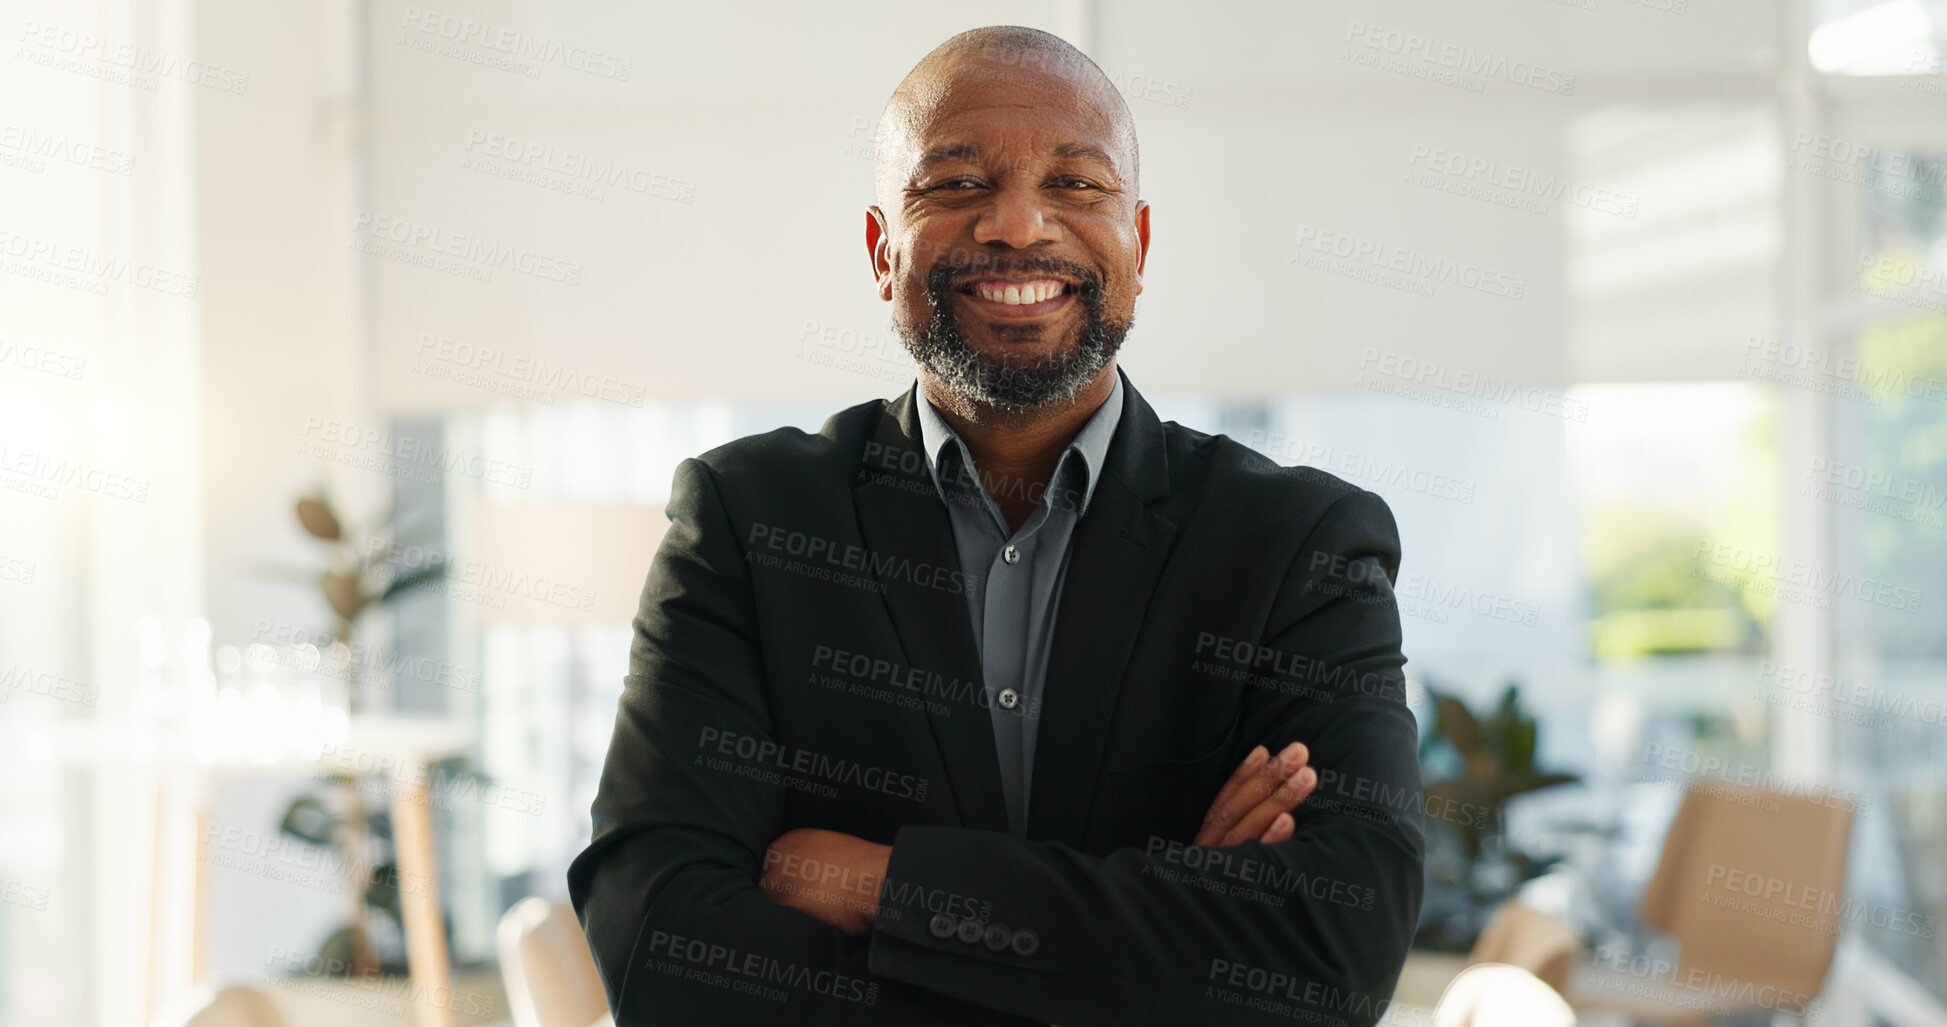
[868,58,1150,411]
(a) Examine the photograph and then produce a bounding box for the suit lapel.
[850,368,1179,843]
[852,386,1010,833]
[1027,369,1177,843]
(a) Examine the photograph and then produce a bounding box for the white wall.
[355,0,1785,412]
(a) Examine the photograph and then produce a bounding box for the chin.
[970,325,1077,353]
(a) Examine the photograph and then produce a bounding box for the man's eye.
[935,179,983,190]
[1058,178,1096,190]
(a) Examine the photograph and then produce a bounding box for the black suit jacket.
[568,367,1425,1026]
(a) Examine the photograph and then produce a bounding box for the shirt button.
[998,688,1019,710]
[1002,544,1020,564]
[956,919,985,944]
[929,914,959,939]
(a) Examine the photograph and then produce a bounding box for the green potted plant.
[1415,679,1579,949]
[275,488,446,976]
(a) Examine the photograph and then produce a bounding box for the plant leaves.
[279,794,340,846]
[377,561,445,603]
[1436,695,1483,755]
[364,862,404,921]
[297,496,343,541]
[322,570,366,623]
[314,926,357,974]
[1505,772,1580,797]
[1503,716,1537,775]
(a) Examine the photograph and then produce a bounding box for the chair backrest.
[1639,781,1855,997]
[1468,900,1581,996]
[498,897,612,1027]
[1434,963,1577,1027]
[154,984,287,1027]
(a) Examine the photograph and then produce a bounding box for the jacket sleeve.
[566,457,1039,1026]
[866,487,1426,1027]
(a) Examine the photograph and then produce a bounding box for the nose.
[970,181,1064,250]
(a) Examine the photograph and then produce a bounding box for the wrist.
[865,841,892,923]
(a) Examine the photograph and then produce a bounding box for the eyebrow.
[913,140,1120,176]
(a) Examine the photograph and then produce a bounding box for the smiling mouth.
[954,278,1077,320]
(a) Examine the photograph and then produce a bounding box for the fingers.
[1258,812,1294,844]
[1203,745,1267,823]
[1228,742,1307,829]
[1218,762,1316,846]
[1195,741,1309,847]
[1195,742,1299,846]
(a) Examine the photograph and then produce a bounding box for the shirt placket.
[950,441,1064,835]
[973,468,1056,710]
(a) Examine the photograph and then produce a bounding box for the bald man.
[569,26,1424,1026]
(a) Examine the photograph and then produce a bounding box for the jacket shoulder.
[1163,420,1380,515]
[1154,421,1398,567]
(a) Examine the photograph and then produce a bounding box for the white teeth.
[972,281,1064,305]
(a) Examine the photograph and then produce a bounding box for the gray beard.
[896,268,1132,412]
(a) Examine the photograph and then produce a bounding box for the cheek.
[1096,266,1139,307]
[887,275,941,319]
[1077,226,1140,285]
[898,272,934,306]
[902,223,959,272]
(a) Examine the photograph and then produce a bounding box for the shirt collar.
[914,367,1125,517]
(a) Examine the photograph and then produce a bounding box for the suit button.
[929,914,958,939]
[1003,544,1020,564]
[956,918,985,944]
[998,688,1019,710]
[1011,927,1039,957]
[984,923,1012,951]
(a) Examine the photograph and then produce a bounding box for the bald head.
[874,26,1140,215]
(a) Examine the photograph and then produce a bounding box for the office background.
[2,0,1945,1024]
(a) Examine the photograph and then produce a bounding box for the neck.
[920,363,1116,500]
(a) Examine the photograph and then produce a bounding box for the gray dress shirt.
[913,369,1125,836]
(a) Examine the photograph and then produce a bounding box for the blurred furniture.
[56,714,473,1027]
[380,719,473,1027]
[1572,782,1856,1025]
[1469,899,1582,997]
[497,898,614,1027]
[154,983,287,1027]
[1434,963,1577,1027]
[1392,949,1473,1010]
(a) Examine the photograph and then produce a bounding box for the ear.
[866,206,894,301]
[1132,200,1151,297]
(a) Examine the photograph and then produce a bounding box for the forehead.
[895,57,1128,168]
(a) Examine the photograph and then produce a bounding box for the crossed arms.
[567,456,1425,1026]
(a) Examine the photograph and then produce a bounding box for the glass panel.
[1832,149,1947,1002]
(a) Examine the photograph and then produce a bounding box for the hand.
[1193,742,1317,847]
[757,827,892,937]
